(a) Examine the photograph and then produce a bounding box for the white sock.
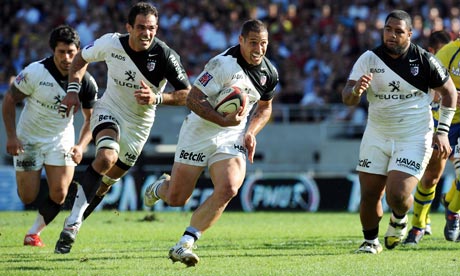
[179,235,195,245]
[391,213,407,224]
[66,185,89,225]
[27,213,45,235]
[365,238,379,245]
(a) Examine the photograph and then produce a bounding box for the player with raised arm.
[54,2,190,254]
[143,19,279,266]
[2,25,98,247]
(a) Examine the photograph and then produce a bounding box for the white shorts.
[174,116,247,167]
[90,103,152,167]
[14,140,75,171]
[356,126,433,180]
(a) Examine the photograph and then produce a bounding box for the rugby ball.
[214,86,246,115]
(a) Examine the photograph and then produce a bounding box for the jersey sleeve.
[426,53,449,88]
[81,33,116,63]
[12,62,40,96]
[163,48,190,90]
[260,62,279,101]
[79,72,98,109]
[193,57,229,98]
[348,51,371,81]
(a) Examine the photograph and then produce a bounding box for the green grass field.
[0,211,459,275]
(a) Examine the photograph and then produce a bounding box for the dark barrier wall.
[15,170,452,213]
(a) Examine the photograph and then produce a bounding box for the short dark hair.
[127,2,158,26]
[49,25,80,50]
[241,19,268,38]
[385,10,412,31]
[428,30,451,48]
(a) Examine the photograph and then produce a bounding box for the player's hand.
[6,137,24,156]
[60,92,80,118]
[220,106,244,127]
[353,73,373,97]
[433,133,452,159]
[68,145,83,164]
[244,133,256,163]
[134,80,163,105]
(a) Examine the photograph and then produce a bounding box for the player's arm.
[2,85,27,155]
[244,99,272,163]
[60,51,90,117]
[432,76,457,159]
[161,86,191,106]
[160,50,191,106]
[187,86,243,127]
[69,107,93,164]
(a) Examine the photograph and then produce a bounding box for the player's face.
[382,17,412,56]
[53,42,78,75]
[127,14,158,51]
[239,31,268,65]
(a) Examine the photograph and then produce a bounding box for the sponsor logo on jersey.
[113,78,142,89]
[169,55,186,81]
[125,70,136,81]
[370,68,385,73]
[179,150,206,162]
[111,53,125,61]
[358,159,371,168]
[388,80,400,92]
[430,56,447,79]
[395,157,421,171]
[15,72,27,85]
[39,81,54,87]
[198,72,213,86]
[232,73,244,80]
[375,91,423,100]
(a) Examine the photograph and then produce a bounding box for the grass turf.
[0,211,459,275]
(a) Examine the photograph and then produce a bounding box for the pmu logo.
[396,158,421,171]
[179,150,206,162]
[241,173,320,211]
[358,159,371,168]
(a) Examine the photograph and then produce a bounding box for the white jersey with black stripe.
[349,43,449,138]
[13,57,97,144]
[191,45,278,130]
[81,33,189,126]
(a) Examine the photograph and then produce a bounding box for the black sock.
[83,194,105,220]
[362,227,379,241]
[38,196,62,225]
[80,165,103,203]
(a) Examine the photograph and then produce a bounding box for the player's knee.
[19,193,36,205]
[95,136,119,170]
[216,185,239,202]
[166,191,190,207]
[49,187,67,204]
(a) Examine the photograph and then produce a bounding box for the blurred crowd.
[1,0,460,123]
